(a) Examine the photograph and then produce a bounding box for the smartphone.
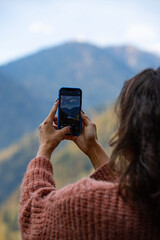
[57,87,82,136]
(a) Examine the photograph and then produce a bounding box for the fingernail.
[81,110,85,114]
[55,98,59,102]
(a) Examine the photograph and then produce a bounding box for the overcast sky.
[0,0,160,65]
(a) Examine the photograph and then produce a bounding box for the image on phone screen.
[58,88,82,135]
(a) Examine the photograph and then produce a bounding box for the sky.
[0,0,160,65]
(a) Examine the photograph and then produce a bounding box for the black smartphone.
[57,87,82,136]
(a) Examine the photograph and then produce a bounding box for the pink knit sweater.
[19,157,159,239]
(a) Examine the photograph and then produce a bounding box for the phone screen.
[58,88,82,135]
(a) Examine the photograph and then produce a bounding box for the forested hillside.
[0,72,48,149]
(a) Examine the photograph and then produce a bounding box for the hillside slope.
[0,72,49,149]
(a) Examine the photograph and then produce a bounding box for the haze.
[0,0,160,64]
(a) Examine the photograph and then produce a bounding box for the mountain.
[0,72,51,149]
[1,42,159,107]
[105,45,160,72]
[0,189,21,240]
[0,42,159,149]
[0,131,39,204]
[61,107,80,117]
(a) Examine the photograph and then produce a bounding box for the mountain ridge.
[1,42,160,67]
[0,42,159,149]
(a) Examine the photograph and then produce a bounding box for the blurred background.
[0,0,160,239]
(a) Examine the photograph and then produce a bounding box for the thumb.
[58,126,71,137]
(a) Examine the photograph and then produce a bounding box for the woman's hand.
[64,112,98,156]
[36,100,70,160]
[65,112,110,169]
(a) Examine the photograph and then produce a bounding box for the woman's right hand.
[64,112,98,156]
[64,111,110,170]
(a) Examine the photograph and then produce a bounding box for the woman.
[19,68,160,239]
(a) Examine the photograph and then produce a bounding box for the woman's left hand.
[36,100,70,160]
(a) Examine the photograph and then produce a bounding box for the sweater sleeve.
[89,161,119,183]
[19,157,56,239]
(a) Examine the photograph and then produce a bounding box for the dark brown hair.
[109,67,160,230]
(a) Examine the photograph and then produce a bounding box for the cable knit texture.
[19,157,159,239]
